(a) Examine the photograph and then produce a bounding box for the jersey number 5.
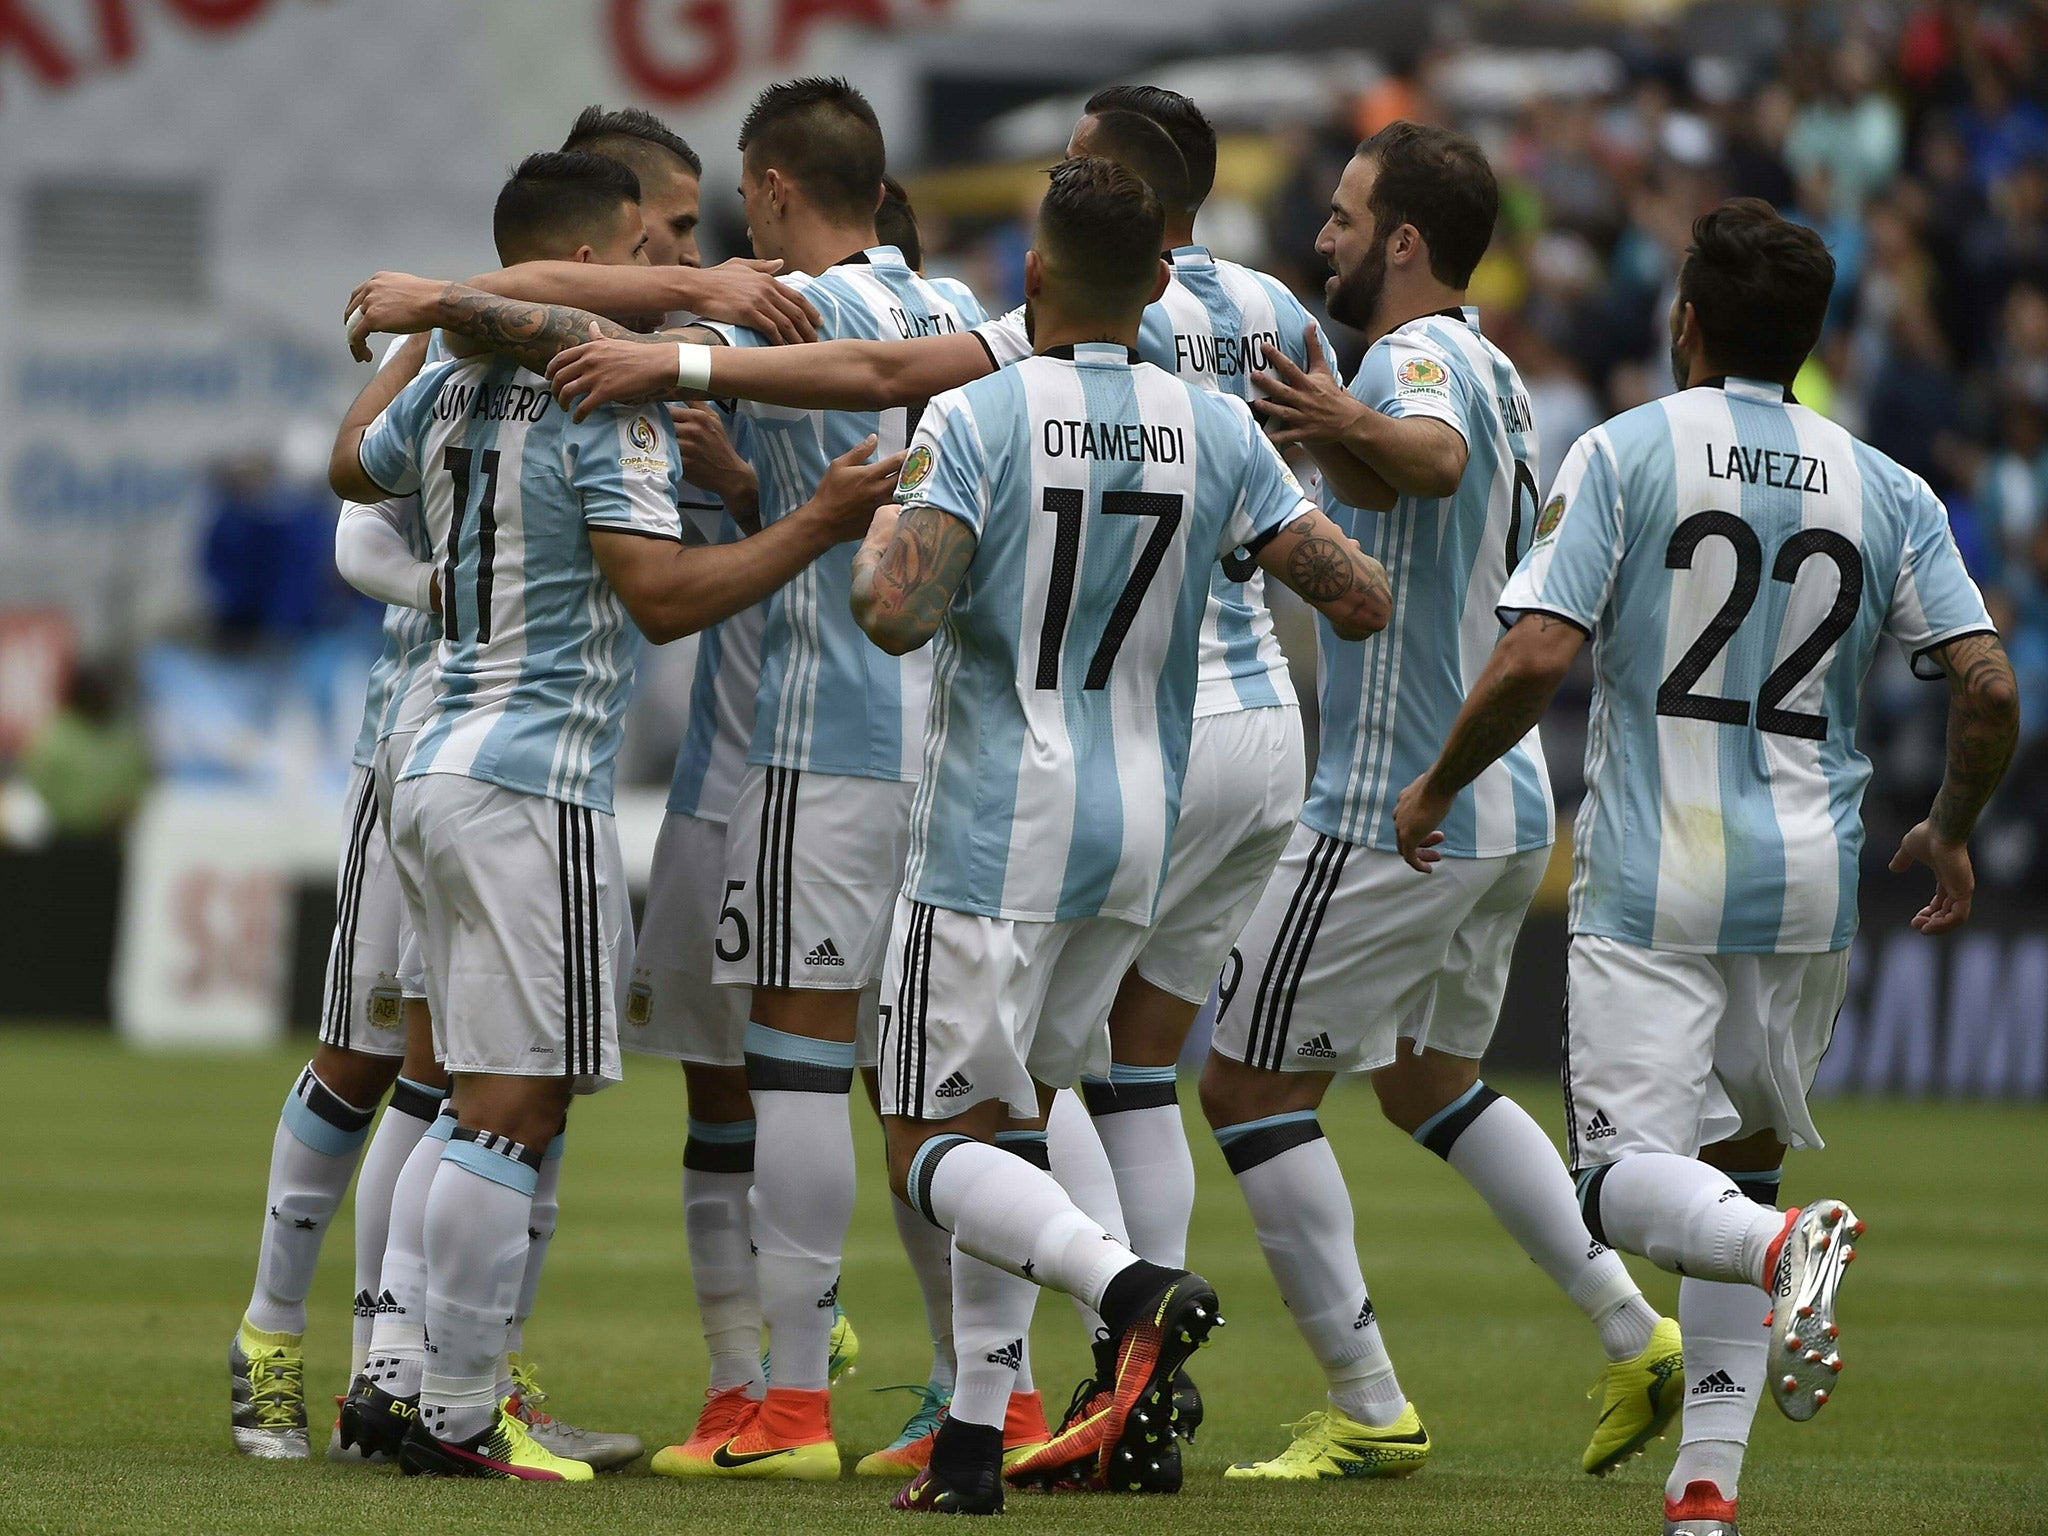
[442,446,501,645]
[1035,487,1185,691]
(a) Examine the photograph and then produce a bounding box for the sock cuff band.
[1108,1062,1179,1085]
[1080,1076,1179,1116]
[908,1133,975,1226]
[994,1129,1051,1170]
[1576,1162,1615,1250]
[1214,1109,1324,1174]
[425,1103,458,1144]
[1412,1080,1503,1160]
[442,1133,542,1195]
[542,1131,566,1162]
[743,1022,857,1067]
[686,1117,758,1144]
[744,1023,855,1093]
[1731,1170,1782,1208]
[389,1077,448,1123]
[684,1119,757,1173]
[281,1067,376,1155]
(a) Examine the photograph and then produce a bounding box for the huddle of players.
[229,73,2017,1534]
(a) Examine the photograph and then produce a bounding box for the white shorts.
[317,763,408,1057]
[1135,705,1304,1004]
[389,774,631,1090]
[1212,832,1549,1075]
[1563,935,1850,1170]
[877,895,1148,1120]
[372,734,427,1002]
[627,812,755,1064]
[712,765,915,992]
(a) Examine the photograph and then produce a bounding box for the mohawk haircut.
[737,76,886,224]
[1073,109,1190,223]
[492,151,641,264]
[1084,84,1215,211]
[877,174,923,270]
[1037,155,1164,316]
[1679,198,1836,384]
[561,104,702,182]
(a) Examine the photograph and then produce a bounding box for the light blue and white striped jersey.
[1310,308,1554,857]
[974,246,1331,717]
[1501,376,1995,953]
[710,245,986,781]
[665,407,764,824]
[360,354,685,814]
[347,491,439,766]
[898,344,1318,923]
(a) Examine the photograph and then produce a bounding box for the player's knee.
[309,1042,402,1109]
[1198,1049,1299,1129]
[682,1062,753,1122]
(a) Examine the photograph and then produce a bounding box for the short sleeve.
[896,393,989,536]
[1223,404,1317,556]
[566,405,684,541]
[1354,332,1467,442]
[1886,475,1997,678]
[972,307,1031,370]
[357,373,436,498]
[1269,287,1340,379]
[1497,429,1624,633]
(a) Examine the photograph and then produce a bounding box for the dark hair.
[1678,198,1836,384]
[1037,155,1163,313]
[492,151,641,264]
[1355,120,1497,287]
[1085,84,1215,210]
[737,76,886,223]
[561,104,702,180]
[1073,109,1190,223]
[876,174,922,269]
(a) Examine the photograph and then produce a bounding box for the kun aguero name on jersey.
[430,379,554,424]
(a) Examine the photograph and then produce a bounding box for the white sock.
[1668,1276,1770,1504]
[245,1065,376,1336]
[1046,1088,1125,1338]
[364,1110,449,1399]
[348,1076,443,1378]
[1083,1067,1194,1267]
[1590,1154,1785,1286]
[495,1132,563,1401]
[1419,1084,1657,1361]
[892,1195,956,1392]
[1217,1112,1406,1427]
[950,1245,1036,1430]
[747,1025,858,1393]
[684,1118,762,1395]
[421,1135,537,1443]
[911,1136,1138,1309]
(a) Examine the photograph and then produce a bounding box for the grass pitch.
[0,1027,2043,1534]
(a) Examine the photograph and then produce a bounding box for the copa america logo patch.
[1397,356,1447,390]
[899,442,935,496]
[1536,494,1566,542]
[629,415,659,452]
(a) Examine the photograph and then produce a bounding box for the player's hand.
[809,435,908,542]
[1252,325,1366,447]
[683,258,821,345]
[668,402,754,507]
[549,327,680,420]
[344,272,447,361]
[1392,773,1451,872]
[1889,819,1975,934]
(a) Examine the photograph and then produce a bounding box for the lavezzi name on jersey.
[1704,441,1830,493]
[1041,417,1186,464]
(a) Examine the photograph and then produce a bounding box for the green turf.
[0,1029,2042,1533]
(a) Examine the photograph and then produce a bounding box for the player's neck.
[1364,281,1467,348]
[778,219,881,278]
[1162,218,1198,250]
[1031,307,1141,355]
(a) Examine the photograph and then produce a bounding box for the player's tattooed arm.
[1889,631,2019,935]
[428,285,641,372]
[1254,510,1391,640]
[851,503,978,654]
[1393,612,1585,870]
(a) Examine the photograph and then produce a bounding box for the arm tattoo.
[1430,669,1555,799]
[1929,632,2020,842]
[437,284,638,371]
[1285,531,1356,602]
[871,506,977,639]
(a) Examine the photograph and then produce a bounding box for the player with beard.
[1197,121,1677,1482]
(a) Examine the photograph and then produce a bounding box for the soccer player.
[327,150,903,1482]
[1394,198,2016,1536]
[848,155,1392,1514]
[1198,121,1673,1483]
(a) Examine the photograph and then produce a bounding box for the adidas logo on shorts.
[804,939,847,967]
[1296,1031,1337,1060]
[985,1337,1024,1370]
[1690,1369,1745,1398]
[934,1071,973,1100]
[1585,1110,1617,1141]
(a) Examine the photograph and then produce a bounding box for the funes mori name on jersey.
[1174,329,1279,380]
[431,380,554,424]
[890,308,960,340]
[1042,419,1188,464]
[1704,441,1831,494]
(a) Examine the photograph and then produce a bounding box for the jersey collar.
[830,245,908,269]
[1701,375,1797,404]
[1043,342,1140,365]
[1167,244,1214,266]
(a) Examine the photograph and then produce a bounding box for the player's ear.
[1393,222,1422,270]
[1146,257,1170,306]
[569,243,596,265]
[1023,248,1044,299]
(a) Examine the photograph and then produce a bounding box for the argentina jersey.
[359,353,685,814]
[666,408,763,824]
[1501,377,1995,953]
[1310,308,1554,858]
[975,247,1332,718]
[710,245,986,781]
[898,343,1317,923]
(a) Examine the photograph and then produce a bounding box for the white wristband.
[676,342,714,393]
